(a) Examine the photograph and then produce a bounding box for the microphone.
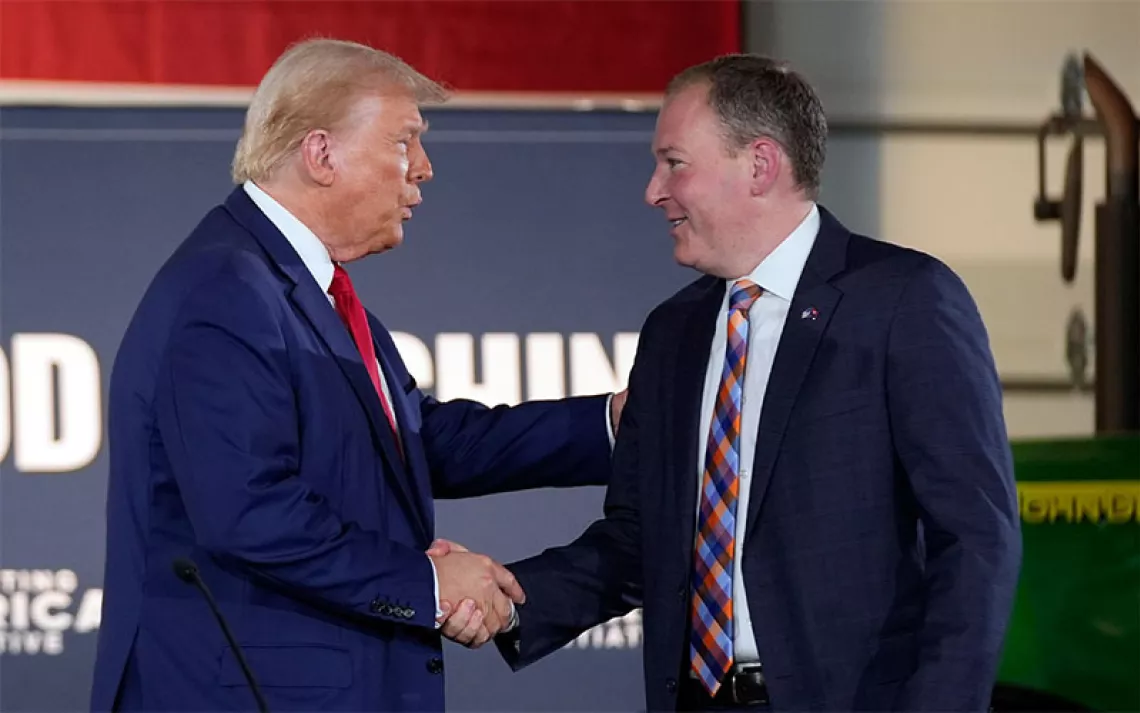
[172,558,269,713]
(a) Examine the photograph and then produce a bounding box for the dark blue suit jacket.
[499,207,1022,712]
[90,187,612,712]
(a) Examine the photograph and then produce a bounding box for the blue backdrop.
[0,104,703,712]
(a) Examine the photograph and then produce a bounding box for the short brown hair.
[232,38,449,184]
[667,54,827,199]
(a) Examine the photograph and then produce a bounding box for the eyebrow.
[654,145,677,157]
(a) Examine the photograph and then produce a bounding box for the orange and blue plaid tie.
[690,279,764,696]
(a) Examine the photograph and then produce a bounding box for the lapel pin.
[801,307,819,320]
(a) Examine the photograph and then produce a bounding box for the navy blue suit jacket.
[90,187,612,712]
[499,207,1022,712]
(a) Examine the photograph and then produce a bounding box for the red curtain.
[0,0,740,92]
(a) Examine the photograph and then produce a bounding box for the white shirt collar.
[243,180,335,293]
[728,203,820,303]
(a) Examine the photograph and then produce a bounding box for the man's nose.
[409,146,433,184]
[644,171,666,207]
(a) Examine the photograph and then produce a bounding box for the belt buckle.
[731,664,764,705]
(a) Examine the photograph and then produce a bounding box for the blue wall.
[0,105,697,712]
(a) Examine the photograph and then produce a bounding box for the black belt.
[684,665,769,708]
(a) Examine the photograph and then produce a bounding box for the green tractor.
[991,53,1139,712]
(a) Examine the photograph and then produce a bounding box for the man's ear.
[299,129,336,187]
[749,137,783,197]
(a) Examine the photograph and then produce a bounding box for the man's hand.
[428,539,523,648]
[610,388,629,437]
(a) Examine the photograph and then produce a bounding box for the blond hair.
[231,38,449,184]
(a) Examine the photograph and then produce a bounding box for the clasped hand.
[427,539,522,648]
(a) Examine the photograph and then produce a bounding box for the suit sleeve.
[418,393,613,499]
[886,259,1022,711]
[155,268,436,630]
[492,344,649,669]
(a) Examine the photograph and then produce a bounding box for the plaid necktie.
[690,279,764,695]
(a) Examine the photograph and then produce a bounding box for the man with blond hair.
[91,38,621,713]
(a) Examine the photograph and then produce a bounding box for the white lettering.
[397,331,638,405]
[0,348,9,462]
[8,592,29,630]
[569,333,638,396]
[55,569,78,594]
[22,630,43,654]
[30,570,55,593]
[73,589,102,633]
[0,630,62,655]
[391,332,434,391]
[30,592,72,630]
[44,629,64,655]
[12,333,102,473]
[0,569,102,655]
[525,334,566,400]
[435,333,520,405]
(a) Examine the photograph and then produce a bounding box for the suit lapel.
[744,207,849,541]
[370,317,434,541]
[223,188,427,539]
[288,282,408,466]
[669,278,724,574]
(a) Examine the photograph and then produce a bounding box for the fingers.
[463,608,489,645]
[489,589,513,629]
[436,599,452,624]
[441,599,491,648]
[440,600,475,641]
[610,388,629,434]
[492,562,526,605]
[426,538,470,557]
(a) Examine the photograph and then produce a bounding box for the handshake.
[427,539,522,648]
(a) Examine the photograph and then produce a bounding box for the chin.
[672,240,701,271]
[372,228,403,254]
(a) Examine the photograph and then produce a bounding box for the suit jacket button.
[677,586,687,600]
[370,599,382,613]
[404,607,415,618]
[666,678,677,694]
[427,657,444,675]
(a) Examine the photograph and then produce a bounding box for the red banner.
[0,0,740,92]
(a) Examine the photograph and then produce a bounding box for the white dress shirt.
[695,204,820,665]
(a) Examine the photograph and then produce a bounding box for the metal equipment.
[1034,52,1139,433]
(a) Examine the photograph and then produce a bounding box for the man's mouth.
[669,217,688,228]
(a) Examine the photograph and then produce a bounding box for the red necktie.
[328,265,401,454]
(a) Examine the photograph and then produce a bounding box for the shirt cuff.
[504,602,520,632]
[604,393,616,449]
[429,555,442,629]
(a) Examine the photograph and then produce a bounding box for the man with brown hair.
[441,54,1021,712]
[92,38,621,713]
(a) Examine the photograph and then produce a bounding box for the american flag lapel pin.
[801,306,819,321]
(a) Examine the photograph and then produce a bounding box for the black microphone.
[172,558,269,713]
